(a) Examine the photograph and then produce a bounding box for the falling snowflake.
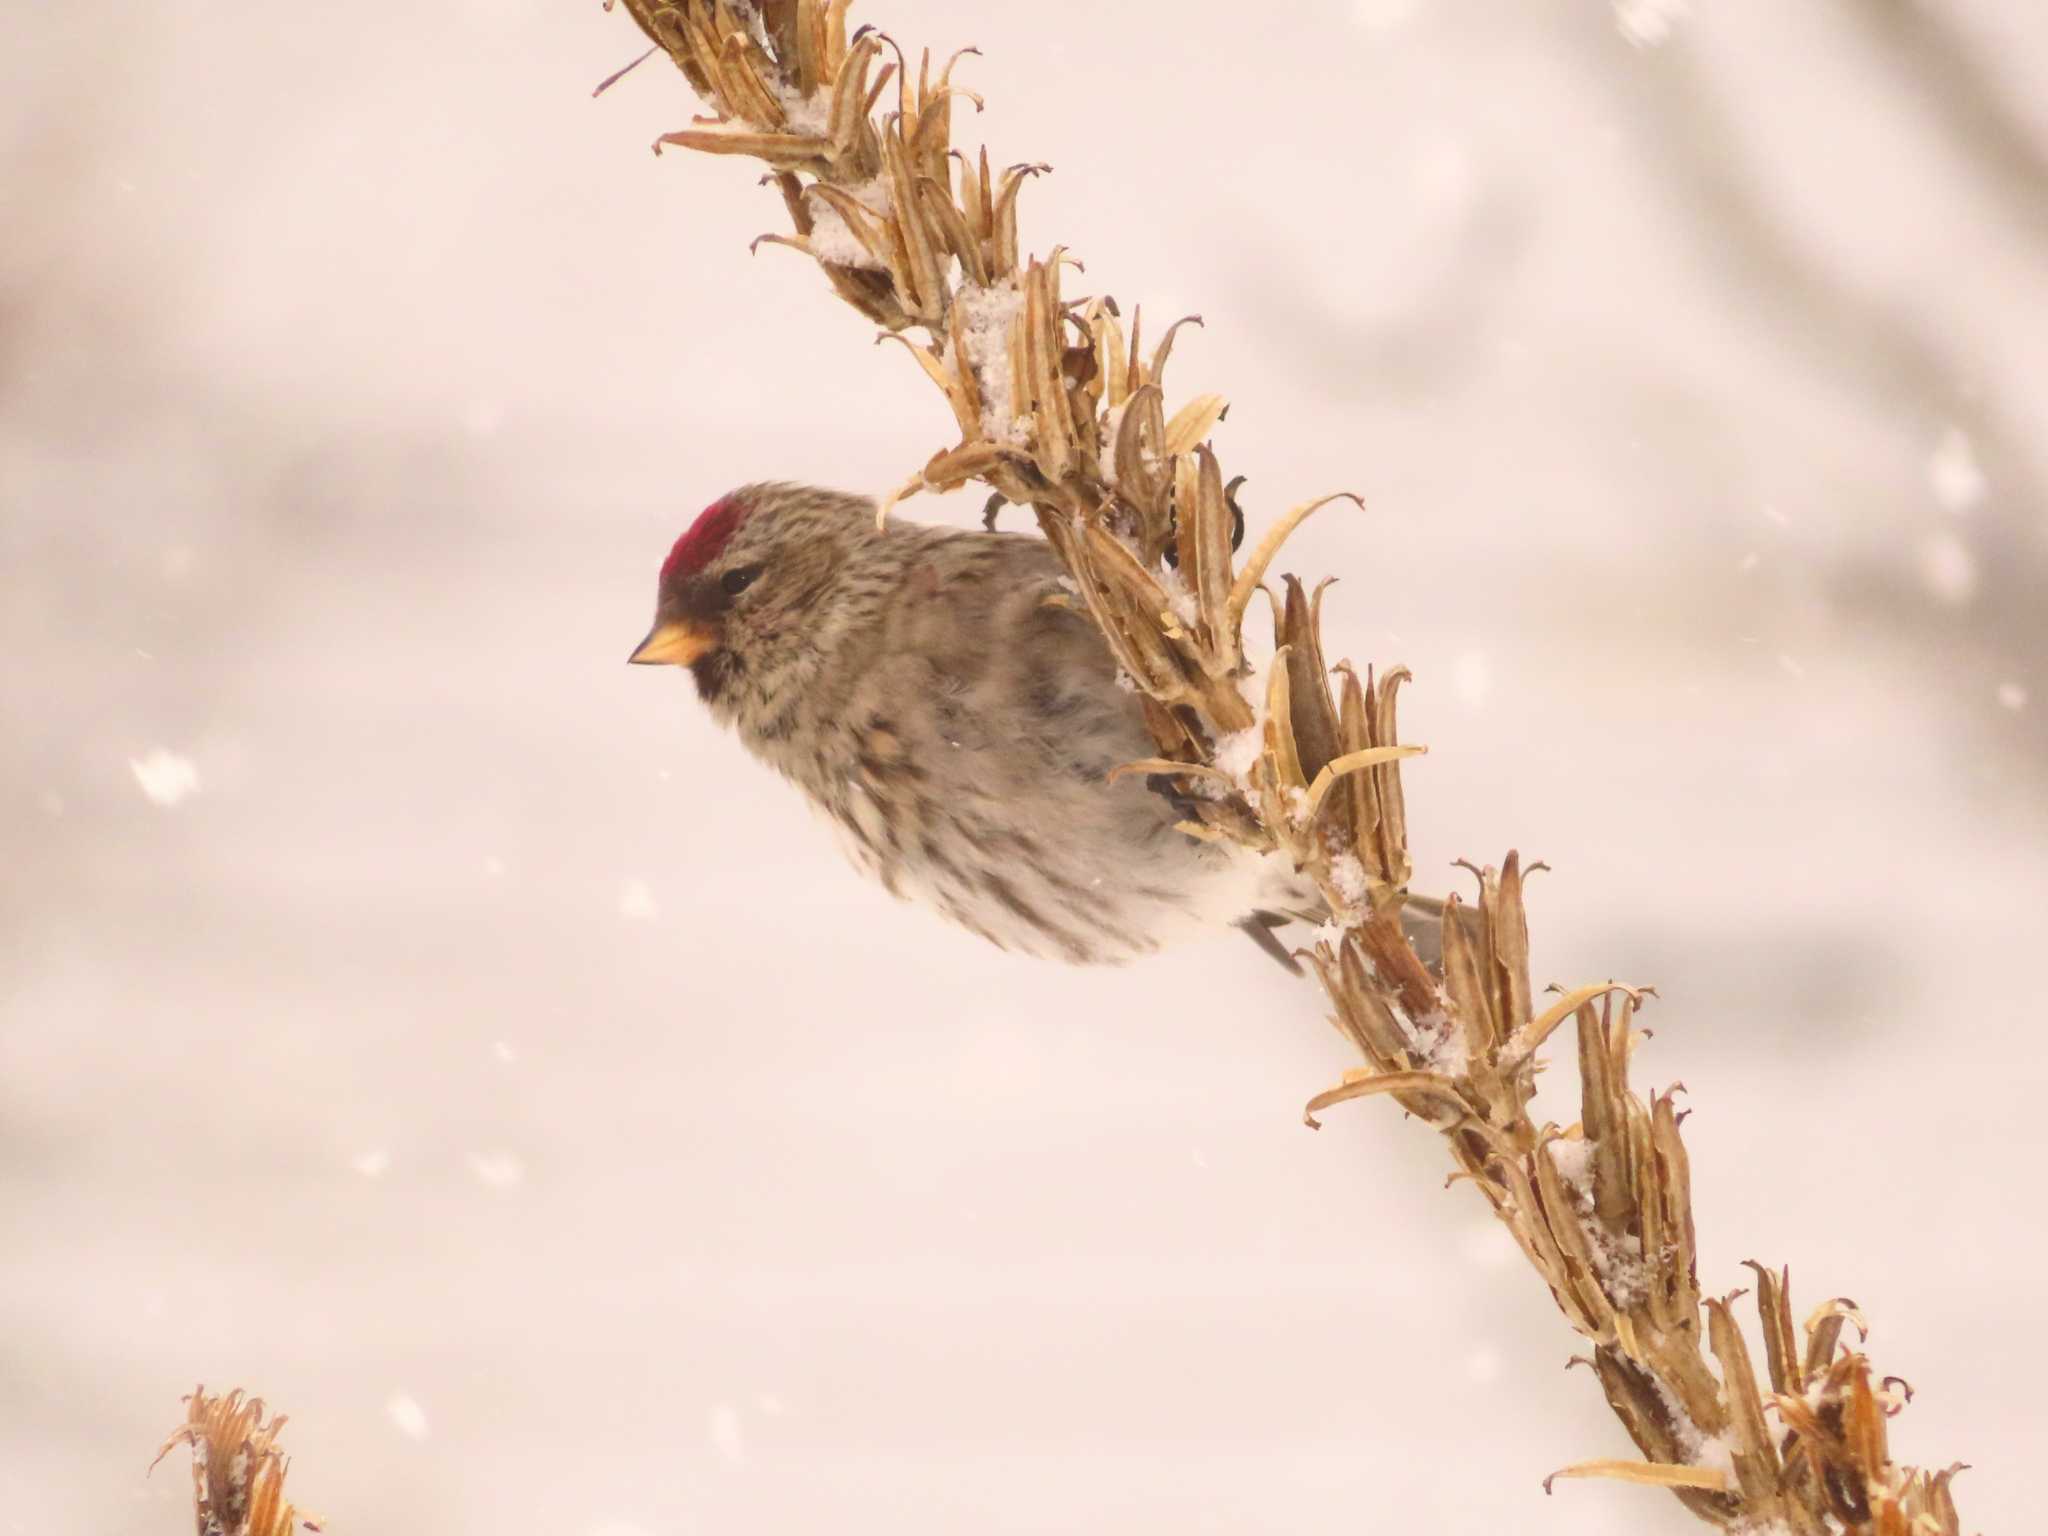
[709,1403,744,1463]
[1927,427,1986,513]
[385,1394,430,1440]
[619,879,658,921]
[1614,0,1688,47]
[467,1150,526,1189]
[130,749,200,806]
[351,1149,391,1178]
[1996,682,2028,712]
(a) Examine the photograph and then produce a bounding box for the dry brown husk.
[605,4,1971,1528]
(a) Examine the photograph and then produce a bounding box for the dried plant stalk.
[152,1386,320,1536]
[606,3,1971,1528]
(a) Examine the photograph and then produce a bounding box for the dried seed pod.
[615,8,1971,1528]
[153,1387,319,1536]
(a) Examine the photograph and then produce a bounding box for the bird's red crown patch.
[661,495,747,585]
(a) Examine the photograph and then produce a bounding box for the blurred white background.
[4,1,2045,1531]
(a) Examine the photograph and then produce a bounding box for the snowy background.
[4,1,2046,1532]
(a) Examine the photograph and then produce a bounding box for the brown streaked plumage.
[631,482,1315,964]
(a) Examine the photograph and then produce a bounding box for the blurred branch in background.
[603,3,1973,1529]
[1567,7,2046,753]
[1848,0,2048,250]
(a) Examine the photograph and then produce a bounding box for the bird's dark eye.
[720,565,762,596]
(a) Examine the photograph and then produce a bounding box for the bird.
[627,481,1340,966]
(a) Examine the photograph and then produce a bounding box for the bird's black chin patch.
[690,648,740,704]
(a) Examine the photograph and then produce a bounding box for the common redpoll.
[629,482,1332,965]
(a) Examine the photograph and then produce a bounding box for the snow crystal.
[1327,852,1370,910]
[1997,681,2028,711]
[724,0,778,57]
[491,1039,519,1064]
[1776,653,1805,680]
[1464,1345,1503,1383]
[1414,1006,1468,1076]
[130,748,199,806]
[385,1394,430,1440]
[351,1149,391,1178]
[1155,563,1199,628]
[1613,0,1688,48]
[709,1403,744,1463]
[1098,399,1129,461]
[775,82,830,137]
[754,1392,787,1416]
[1919,529,1978,605]
[1928,426,1986,513]
[467,1150,526,1189]
[806,203,870,268]
[482,855,506,879]
[619,879,659,921]
[1212,727,1264,783]
[1584,1221,1649,1308]
[1692,1432,1736,1479]
[805,176,892,269]
[955,281,1031,446]
[1643,1369,1724,1476]
[1545,1135,1595,1190]
[1547,1138,1650,1308]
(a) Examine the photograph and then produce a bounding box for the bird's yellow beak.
[628,619,715,667]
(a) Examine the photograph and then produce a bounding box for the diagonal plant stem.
[603,4,1970,1528]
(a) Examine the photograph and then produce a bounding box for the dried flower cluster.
[607,2,1971,1529]
[152,1387,319,1536]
